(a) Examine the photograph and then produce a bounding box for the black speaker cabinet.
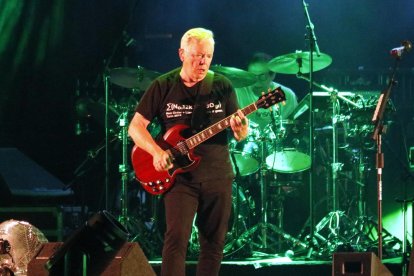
[332,252,392,276]
[28,242,155,276]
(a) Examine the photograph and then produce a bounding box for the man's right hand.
[153,149,173,172]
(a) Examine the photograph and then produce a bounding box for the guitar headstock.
[256,87,286,109]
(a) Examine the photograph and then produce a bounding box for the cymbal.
[268,51,332,74]
[210,65,256,88]
[109,66,160,90]
[75,97,120,130]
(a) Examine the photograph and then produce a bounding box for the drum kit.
[73,49,397,259]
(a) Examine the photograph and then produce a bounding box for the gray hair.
[180,27,215,50]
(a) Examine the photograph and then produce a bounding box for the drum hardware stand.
[355,149,368,218]
[236,130,306,256]
[116,111,163,258]
[230,150,242,237]
[118,111,130,227]
[296,71,365,257]
[311,94,363,257]
[65,136,119,219]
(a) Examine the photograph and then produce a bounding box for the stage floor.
[149,256,403,275]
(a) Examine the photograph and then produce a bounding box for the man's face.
[248,62,274,94]
[179,39,214,83]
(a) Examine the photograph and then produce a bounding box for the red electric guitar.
[131,87,286,195]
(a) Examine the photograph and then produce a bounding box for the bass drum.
[188,181,255,257]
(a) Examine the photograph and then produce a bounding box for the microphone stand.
[371,56,401,260]
[302,0,320,258]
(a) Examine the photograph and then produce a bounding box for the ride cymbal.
[268,51,332,74]
[109,66,160,90]
[210,65,256,88]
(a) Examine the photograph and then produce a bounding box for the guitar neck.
[185,103,257,150]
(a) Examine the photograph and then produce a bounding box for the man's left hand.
[230,109,249,141]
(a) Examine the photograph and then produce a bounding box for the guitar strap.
[191,70,214,131]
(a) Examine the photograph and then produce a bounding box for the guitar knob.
[156,180,162,185]
[165,178,170,183]
[148,182,154,187]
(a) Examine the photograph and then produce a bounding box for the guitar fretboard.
[185,103,257,149]
[172,86,285,152]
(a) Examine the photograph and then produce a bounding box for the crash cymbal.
[268,51,332,74]
[109,66,160,90]
[210,65,256,88]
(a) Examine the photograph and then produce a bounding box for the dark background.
[0,0,413,240]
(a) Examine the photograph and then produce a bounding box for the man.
[128,28,249,276]
[235,52,298,130]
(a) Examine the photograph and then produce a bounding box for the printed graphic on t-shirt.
[166,103,193,118]
[165,101,223,118]
[206,101,223,114]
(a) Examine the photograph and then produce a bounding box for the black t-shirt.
[135,67,239,182]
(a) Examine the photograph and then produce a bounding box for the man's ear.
[178,48,185,62]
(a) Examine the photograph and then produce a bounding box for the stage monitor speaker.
[0,147,72,198]
[332,252,392,276]
[28,242,155,276]
[101,242,156,276]
[27,242,63,276]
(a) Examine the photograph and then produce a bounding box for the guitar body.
[131,124,200,195]
[131,87,286,195]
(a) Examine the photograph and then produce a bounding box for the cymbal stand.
[104,74,110,210]
[259,137,270,250]
[302,0,319,258]
[330,92,343,211]
[118,111,130,227]
[296,74,364,257]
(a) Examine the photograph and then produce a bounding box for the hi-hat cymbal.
[109,66,160,90]
[210,65,256,88]
[268,51,332,74]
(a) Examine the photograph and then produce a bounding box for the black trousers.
[160,178,233,276]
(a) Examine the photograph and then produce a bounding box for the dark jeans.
[160,178,233,276]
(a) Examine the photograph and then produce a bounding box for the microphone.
[390,40,412,58]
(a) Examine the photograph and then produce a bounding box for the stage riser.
[151,262,402,276]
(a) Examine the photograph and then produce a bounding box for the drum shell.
[266,120,311,173]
